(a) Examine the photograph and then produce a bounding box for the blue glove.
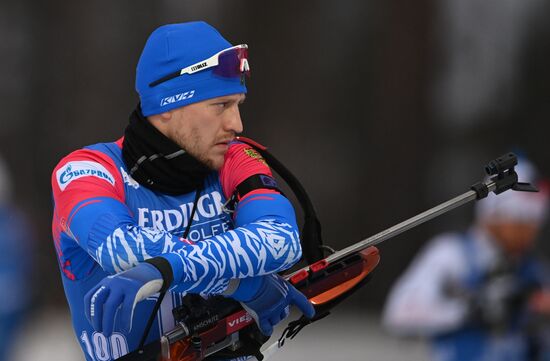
[229,274,315,336]
[84,263,163,336]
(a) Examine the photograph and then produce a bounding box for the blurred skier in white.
[383,158,550,361]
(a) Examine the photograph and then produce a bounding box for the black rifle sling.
[235,137,325,264]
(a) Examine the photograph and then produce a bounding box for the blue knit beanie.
[136,21,247,116]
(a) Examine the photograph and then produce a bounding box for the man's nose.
[224,105,243,134]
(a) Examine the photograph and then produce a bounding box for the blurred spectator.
[383,158,550,361]
[0,156,33,361]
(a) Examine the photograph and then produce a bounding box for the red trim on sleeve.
[63,260,76,280]
[66,199,102,227]
[237,195,276,208]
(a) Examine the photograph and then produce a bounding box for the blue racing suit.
[51,138,302,360]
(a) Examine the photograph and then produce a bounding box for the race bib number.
[80,331,128,360]
[56,161,115,191]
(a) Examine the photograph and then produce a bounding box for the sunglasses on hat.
[149,44,250,87]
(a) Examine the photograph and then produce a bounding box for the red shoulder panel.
[51,148,125,227]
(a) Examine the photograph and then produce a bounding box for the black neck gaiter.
[122,107,211,195]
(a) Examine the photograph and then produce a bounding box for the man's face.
[160,93,245,170]
[484,221,540,258]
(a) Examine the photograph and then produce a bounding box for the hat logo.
[160,90,195,107]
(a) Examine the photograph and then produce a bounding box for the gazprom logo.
[160,90,195,107]
[56,161,115,191]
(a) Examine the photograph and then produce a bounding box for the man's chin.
[208,158,224,171]
[206,148,228,170]
[183,147,222,170]
[197,154,224,171]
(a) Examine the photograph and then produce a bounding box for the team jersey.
[51,138,302,361]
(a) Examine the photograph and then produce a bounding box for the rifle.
[120,152,536,361]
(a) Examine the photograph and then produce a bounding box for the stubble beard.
[174,126,218,170]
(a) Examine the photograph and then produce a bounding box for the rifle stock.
[156,247,380,361]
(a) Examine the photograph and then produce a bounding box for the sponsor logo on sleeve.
[243,148,267,165]
[56,161,115,191]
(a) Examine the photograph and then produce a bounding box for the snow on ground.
[270,311,428,361]
[11,310,82,361]
[10,309,428,361]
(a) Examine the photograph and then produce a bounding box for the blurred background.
[1,0,550,360]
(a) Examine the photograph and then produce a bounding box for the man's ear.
[158,111,172,121]
[148,111,172,125]
[161,111,172,120]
